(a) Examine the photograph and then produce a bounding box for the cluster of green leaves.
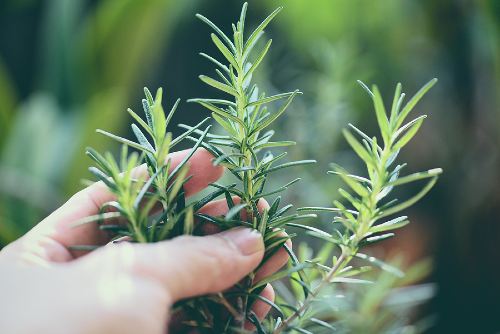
[77,3,441,333]
[81,88,210,244]
[327,78,441,250]
[273,80,442,333]
[177,3,317,332]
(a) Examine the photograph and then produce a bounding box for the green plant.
[182,3,317,331]
[183,3,441,333]
[79,3,441,333]
[273,78,442,333]
[79,88,210,244]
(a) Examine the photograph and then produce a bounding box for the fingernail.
[221,228,263,256]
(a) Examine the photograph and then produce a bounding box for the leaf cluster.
[187,3,315,208]
[178,3,317,332]
[77,3,442,333]
[300,79,441,252]
[275,80,442,332]
[82,88,210,243]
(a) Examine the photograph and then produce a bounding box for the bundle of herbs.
[81,3,441,333]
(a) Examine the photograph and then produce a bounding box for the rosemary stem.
[230,52,258,331]
[273,252,349,334]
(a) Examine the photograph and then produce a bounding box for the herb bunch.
[78,3,442,333]
[82,88,210,244]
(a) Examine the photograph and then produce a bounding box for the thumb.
[90,228,264,302]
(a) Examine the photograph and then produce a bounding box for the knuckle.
[100,242,138,273]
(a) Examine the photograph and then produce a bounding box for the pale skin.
[0,148,290,334]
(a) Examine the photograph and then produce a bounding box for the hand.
[0,148,289,334]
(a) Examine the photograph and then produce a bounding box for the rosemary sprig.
[185,2,316,331]
[275,79,442,333]
[83,88,210,243]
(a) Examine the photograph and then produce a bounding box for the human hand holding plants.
[0,148,289,334]
[0,3,442,332]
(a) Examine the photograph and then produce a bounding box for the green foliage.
[278,80,442,333]
[181,3,316,331]
[181,3,440,333]
[1,0,497,330]
[71,3,441,333]
[82,88,210,244]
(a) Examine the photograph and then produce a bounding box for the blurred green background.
[0,0,498,332]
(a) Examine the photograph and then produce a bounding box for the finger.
[199,197,290,282]
[254,236,292,282]
[84,228,265,302]
[246,284,275,330]
[26,148,224,252]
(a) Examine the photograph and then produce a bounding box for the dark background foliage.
[0,0,498,332]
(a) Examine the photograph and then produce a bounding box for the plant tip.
[428,168,443,175]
